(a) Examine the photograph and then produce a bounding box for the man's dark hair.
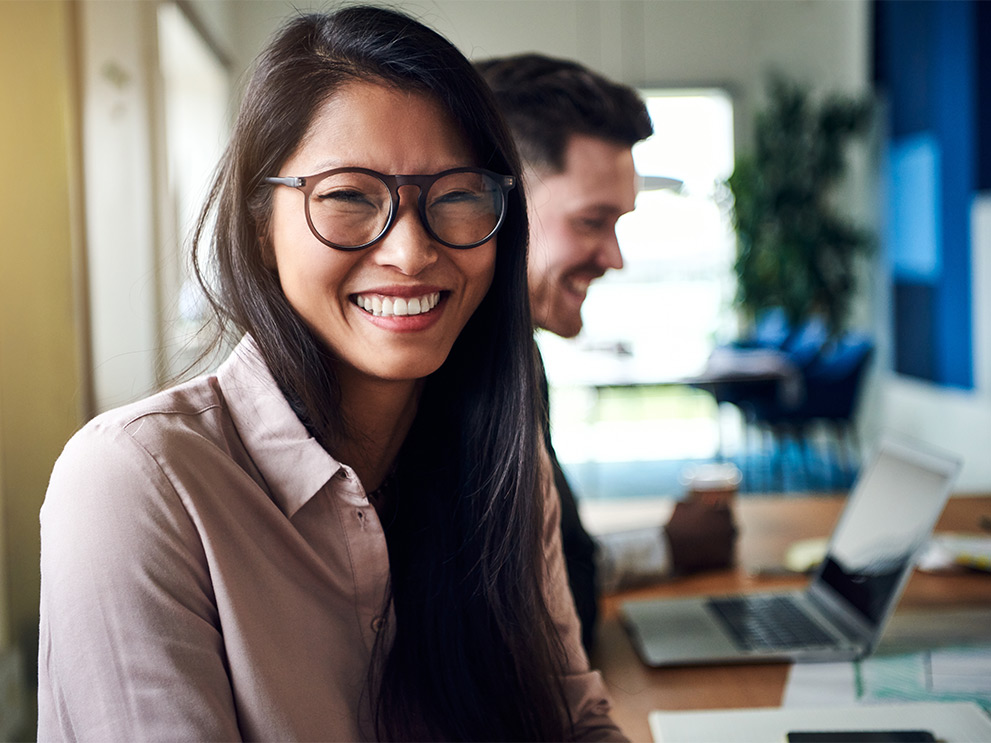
[476,53,653,172]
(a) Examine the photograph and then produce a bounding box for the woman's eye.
[434,189,480,205]
[318,189,373,205]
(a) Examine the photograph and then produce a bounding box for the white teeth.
[355,291,440,317]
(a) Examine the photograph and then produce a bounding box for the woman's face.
[268,82,497,385]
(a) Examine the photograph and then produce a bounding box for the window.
[538,89,736,497]
[157,3,231,379]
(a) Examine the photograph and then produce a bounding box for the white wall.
[80,0,234,412]
[230,0,871,152]
[79,0,161,411]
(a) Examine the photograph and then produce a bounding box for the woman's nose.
[373,187,439,275]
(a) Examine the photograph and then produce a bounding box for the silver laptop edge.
[808,436,962,658]
[620,435,962,667]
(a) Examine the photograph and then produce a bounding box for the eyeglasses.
[264,166,516,250]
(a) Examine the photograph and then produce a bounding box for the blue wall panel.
[875,0,975,389]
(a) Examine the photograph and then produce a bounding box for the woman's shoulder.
[75,374,229,453]
[48,374,242,508]
[42,376,236,551]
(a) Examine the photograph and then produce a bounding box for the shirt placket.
[334,467,393,651]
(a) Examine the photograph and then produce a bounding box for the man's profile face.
[526,134,638,338]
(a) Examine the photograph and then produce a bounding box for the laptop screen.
[817,444,957,626]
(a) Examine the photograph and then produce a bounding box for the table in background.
[542,345,796,467]
[589,495,991,742]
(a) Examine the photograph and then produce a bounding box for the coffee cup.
[679,462,742,506]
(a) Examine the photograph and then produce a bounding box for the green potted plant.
[727,74,874,336]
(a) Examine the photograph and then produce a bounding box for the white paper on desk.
[783,644,991,712]
[919,534,991,572]
[649,701,991,743]
[856,646,991,708]
[929,647,991,694]
[782,661,858,707]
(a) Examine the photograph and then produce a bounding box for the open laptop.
[621,436,962,666]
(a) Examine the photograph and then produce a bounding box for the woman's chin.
[350,355,448,385]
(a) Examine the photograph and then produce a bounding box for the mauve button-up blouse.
[38,336,625,742]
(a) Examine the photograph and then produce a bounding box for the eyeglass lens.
[306,170,505,248]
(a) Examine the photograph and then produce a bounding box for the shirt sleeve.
[539,449,629,743]
[595,526,673,594]
[38,421,242,742]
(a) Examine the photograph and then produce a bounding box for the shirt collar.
[217,335,343,518]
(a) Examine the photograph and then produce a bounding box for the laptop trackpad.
[621,597,739,666]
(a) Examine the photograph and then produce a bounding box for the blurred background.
[2,0,990,736]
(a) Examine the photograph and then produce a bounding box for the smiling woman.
[37,6,624,742]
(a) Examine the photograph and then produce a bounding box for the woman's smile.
[352,288,443,318]
[350,286,447,332]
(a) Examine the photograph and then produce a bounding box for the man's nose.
[597,229,624,272]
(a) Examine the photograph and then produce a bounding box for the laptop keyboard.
[707,595,837,651]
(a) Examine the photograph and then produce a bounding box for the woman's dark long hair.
[191,6,572,741]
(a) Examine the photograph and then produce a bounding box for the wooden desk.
[590,495,991,742]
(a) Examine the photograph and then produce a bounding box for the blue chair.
[733,307,792,350]
[744,332,874,490]
[703,313,830,490]
[709,314,827,420]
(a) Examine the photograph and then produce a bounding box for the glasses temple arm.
[264,176,305,188]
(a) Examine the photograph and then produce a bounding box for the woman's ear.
[258,225,277,271]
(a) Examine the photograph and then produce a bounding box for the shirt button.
[371,615,386,632]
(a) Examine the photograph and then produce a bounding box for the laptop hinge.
[806,583,876,650]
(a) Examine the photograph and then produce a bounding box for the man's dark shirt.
[539,360,599,654]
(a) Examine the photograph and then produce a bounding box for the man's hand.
[665,500,738,574]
